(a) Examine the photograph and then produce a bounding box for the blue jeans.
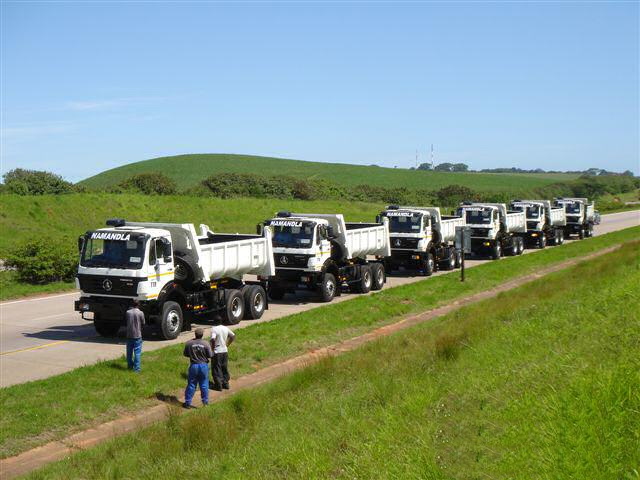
[185,363,210,406]
[126,338,142,372]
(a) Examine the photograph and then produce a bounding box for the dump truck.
[456,203,526,259]
[262,212,390,302]
[553,198,597,239]
[510,200,567,248]
[75,219,275,339]
[378,205,465,275]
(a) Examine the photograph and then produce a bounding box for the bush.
[114,172,177,195]
[2,169,75,195]
[434,185,477,206]
[5,241,77,284]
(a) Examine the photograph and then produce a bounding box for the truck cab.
[553,198,596,238]
[456,204,501,240]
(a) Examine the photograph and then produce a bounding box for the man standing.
[210,324,235,391]
[125,300,145,372]
[183,327,213,409]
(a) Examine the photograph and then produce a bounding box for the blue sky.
[1,1,638,181]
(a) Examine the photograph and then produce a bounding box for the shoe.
[211,384,222,391]
[222,383,230,390]
[182,403,196,409]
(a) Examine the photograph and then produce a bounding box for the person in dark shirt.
[125,301,145,372]
[183,327,213,409]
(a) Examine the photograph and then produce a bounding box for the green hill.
[80,153,578,192]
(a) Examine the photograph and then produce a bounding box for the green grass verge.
[79,153,577,191]
[27,236,640,479]
[1,226,638,460]
[0,271,75,301]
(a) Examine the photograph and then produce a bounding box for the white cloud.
[64,96,168,112]
[0,122,76,140]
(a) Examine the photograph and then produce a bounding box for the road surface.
[1,210,637,387]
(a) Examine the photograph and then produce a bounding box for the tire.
[538,233,546,249]
[320,273,337,302]
[370,263,385,291]
[443,250,456,270]
[222,290,244,325]
[421,253,435,276]
[491,243,501,260]
[558,230,565,245]
[588,225,594,237]
[94,314,121,337]
[243,285,266,320]
[159,301,183,340]
[174,255,198,287]
[267,284,286,301]
[518,238,524,255]
[352,264,372,293]
[454,250,462,268]
[578,228,585,240]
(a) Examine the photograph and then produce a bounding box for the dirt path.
[0,244,623,479]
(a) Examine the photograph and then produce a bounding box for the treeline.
[2,168,639,208]
[412,162,635,176]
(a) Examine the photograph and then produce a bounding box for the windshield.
[461,208,493,225]
[563,202,581,214]
[81,232,146,269]
[385,213,423,233]
[270,222,316,248]
[513,205,541,219]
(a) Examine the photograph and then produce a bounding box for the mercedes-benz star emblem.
[394,239,401,247]
[280,255,289,265]
[102,279,113,291]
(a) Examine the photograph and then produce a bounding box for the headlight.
[79,303,90,311]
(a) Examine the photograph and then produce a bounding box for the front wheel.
[223,290,244,325]
[159,301,183,340]
[320,273,337,302]
[578,228,585,240]
[454,250,462,268]
[421,253,435,276]
[491,243,502,260]
[94,314,121,337]
[538,234,546,249]
[370,263,385,291]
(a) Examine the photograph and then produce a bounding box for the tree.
[2,168,75,195]
[416,162,433,171]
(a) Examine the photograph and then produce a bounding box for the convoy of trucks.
[378,205,464,275]
[75,197,597,337]
[456,202,527,259]
[510,200,567,248]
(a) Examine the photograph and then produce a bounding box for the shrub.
[434,185,477,206]
[2,168,75,195]
[115,172,177,195]
[5,241,77,284]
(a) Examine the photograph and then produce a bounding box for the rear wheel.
[518,238,525,255]
[94,314,120,337]
[370,263,385,291]
[454,250,462,268]
[320,273,337,302]
[421,253,435,276]
[443,250,456,270]
[243,285,266,320]
[353,265,372,293]
[159,301,183,340]
[223,290,244,325]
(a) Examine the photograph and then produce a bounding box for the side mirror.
[256,223,263,235]
[327,225,335,238]
[375,215,381,224]
[77,235,85,254]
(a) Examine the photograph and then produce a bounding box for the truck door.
[148,237,174,289]
[317,225,332,262]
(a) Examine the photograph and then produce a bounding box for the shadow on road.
[155,392,182,406]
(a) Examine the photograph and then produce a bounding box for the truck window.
[149,240,157,264]
[81,234,145,269]
[386,214,422,233]
[462,209,493,225]
[271,223,316,248]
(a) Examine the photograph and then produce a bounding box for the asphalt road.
[1,210,637,387]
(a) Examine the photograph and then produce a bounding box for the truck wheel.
[94,314,120,337]
[371,263,385,290]
[587,224,594,237]
[267,285,286,301]
[354,265,372,294]
[578,228,585,239]
[223,290,244,325]
[320,273,337,302]
[159,301,183,340]
[538,234,546,249]
[442,250,456,270]
[421,253,435,276]
[243,285,266,320]
[491,243,501,260]
[454,250,462,268]
[518,238,525,254]
[174,255,197,287]
[558,230,565,245]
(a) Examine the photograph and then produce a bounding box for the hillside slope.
[80,153,578,191]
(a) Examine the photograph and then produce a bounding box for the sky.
[1,1,638,182]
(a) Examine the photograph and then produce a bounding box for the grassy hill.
[80,153,579,192]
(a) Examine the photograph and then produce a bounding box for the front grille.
[77,275,143,296]
[566,215,580,224]
[390,237,419,249]
[527,221,540,230]
[274,254,312,268]
[471,228,490,237]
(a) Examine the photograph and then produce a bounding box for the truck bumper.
[388,250,424,270]
[470,238,494,253]
[75,296,149,322]
[271,269,323,289]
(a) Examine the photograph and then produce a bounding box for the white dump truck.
[378,205,464,275]
[261,212,390,302]
[456,203,526,259]
[553,198,597,239]
[510,200,567,248]
[75,219,275,339]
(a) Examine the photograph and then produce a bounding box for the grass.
[1,225,638,459]
[26,237,640,479]
[79,153,579,191]
[0,271,75,301]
